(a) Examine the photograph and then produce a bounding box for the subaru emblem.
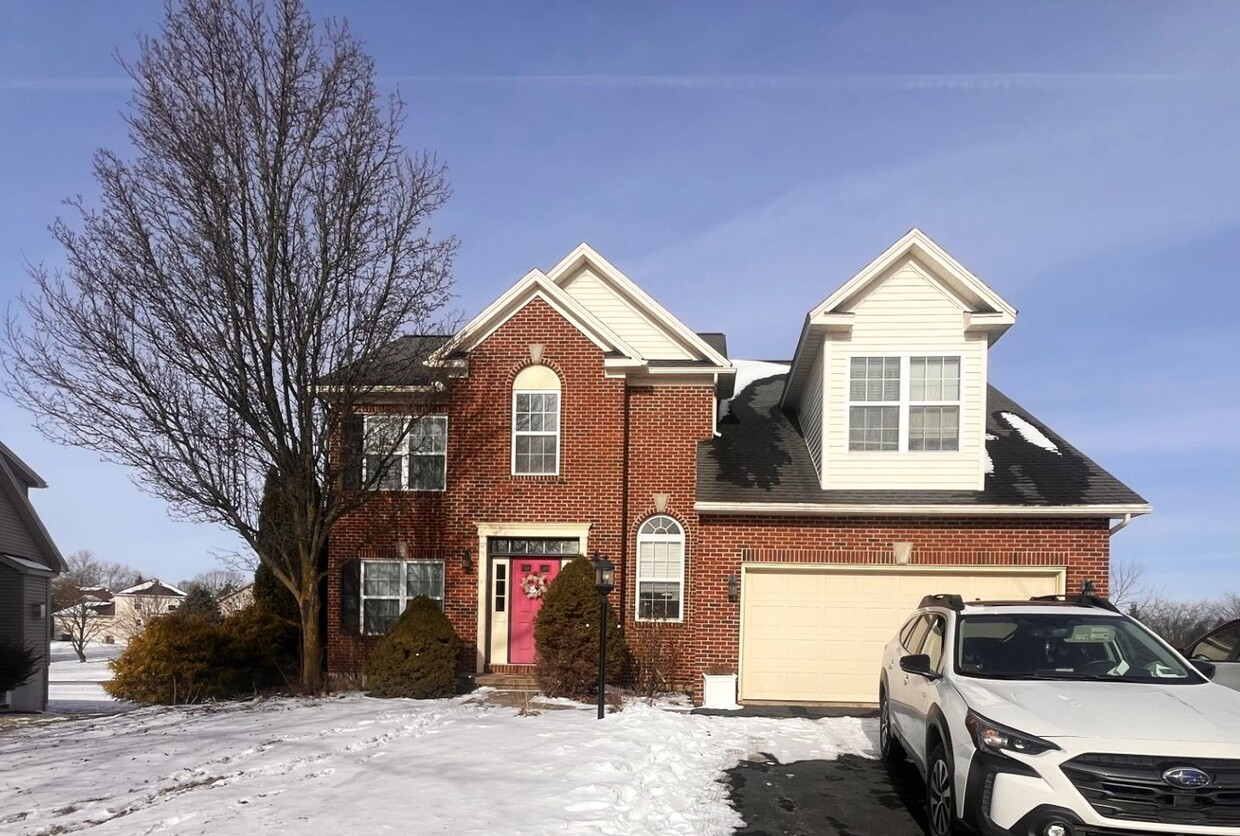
[1162,767,1212,788]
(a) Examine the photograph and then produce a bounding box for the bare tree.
[53,594,114,662]
[185,567,249,596]
[1108,558,1145,607]
[4,0,456,690]
[53,549,143,610]
[1129,596,1225,649]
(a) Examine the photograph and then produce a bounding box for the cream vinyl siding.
[739,565,1063,704]
[823,259,987,490]
[797,345,825,478]
[560,267,692,360]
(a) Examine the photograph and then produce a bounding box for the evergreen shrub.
[104,607,298,704]
[534,556,631,700]
[364,597,462,698]
[0,637,39,694]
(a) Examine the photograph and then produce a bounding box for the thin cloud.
[2,71,1207,95]
[379,72,1197,92]
[0,77,132,92]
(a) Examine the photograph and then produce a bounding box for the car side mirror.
[1189,658,1217,680]
[900,653,935,678]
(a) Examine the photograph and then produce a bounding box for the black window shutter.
[340,559,361,635]
[342,415,364,490]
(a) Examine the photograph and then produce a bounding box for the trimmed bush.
[104,608,298,704]
[534,556,631,700]
[0,637,39,693]
[220,607,300,690]
[364,597,463,698]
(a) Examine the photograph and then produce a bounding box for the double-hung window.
[363,415,448,490]
[360,559,445,634]
[908,357,960,451]
[848,356,960,452]
[635,515,685,621]
[512,365,562,475]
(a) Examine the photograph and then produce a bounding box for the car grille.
[1061,753,1240,827]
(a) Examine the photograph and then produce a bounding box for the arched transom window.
[636,515,685,622]
[512,365,561,475]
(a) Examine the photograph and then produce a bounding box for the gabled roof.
[0,441,47,489]
[782,228,1017,410]
[545,244,732,368]
[116,579,186,597]
[0,442,66,573]
[433,266,642,361]
[434,245,732,374]
[698,370,1149,516]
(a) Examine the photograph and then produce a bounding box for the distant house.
[218,583,254,616]
[52,587,116,643]
[0,441,67,712]
[111,579,186,640]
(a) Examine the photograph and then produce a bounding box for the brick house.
[326,229,1148,705]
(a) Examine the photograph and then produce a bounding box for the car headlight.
[965,710,1059,756]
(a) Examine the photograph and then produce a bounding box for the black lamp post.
[593,551,615,720]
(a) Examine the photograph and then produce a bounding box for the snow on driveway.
[1,694,877,836]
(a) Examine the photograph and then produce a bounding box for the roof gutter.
[1108,512,1135,536]
[694,501,1153,518]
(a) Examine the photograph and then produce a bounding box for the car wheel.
[878,686,905,763]
[926,741,959,836]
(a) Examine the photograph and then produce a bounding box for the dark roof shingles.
[697,375,1146,508]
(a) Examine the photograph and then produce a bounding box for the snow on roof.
[719,359,791,419]
[983,433,998,475]
[999,412,1061,455]
[117,579,187,597]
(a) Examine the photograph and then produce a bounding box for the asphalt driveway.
[726,751,928,836]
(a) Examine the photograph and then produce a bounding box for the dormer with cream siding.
[782,230,1016,491]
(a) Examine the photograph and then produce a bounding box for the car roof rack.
[1029,593,1120,613]
[919,593,964,612]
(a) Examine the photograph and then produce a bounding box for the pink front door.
[509,560,562,664]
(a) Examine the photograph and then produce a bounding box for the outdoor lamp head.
[593,552,615,594]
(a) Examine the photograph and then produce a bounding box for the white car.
[878,593,1240,836]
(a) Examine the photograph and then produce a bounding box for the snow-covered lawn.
[47,641,132,715]
[0,693,878,835]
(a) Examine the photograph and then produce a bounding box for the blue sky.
[1,2,1236,593]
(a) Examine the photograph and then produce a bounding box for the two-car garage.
[738,565,1064,704]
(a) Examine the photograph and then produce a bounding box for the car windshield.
[955,613,1202,684]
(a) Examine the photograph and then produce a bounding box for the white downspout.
[1108,513,1133,537]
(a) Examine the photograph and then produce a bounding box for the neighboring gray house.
[0,441,66,712]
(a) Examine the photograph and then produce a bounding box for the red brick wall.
[687,514,1110,699]
[327,298,692,674]
[620,385,715,687]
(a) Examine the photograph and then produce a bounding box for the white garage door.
[739,566,1064,704]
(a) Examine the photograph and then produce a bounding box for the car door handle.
[903,674,909,686]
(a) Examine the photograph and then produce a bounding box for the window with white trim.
[848,356,960,452]
[636,515,685,621]
[363,415,448,490]
[360,560,445,634]
[512,365,562,475]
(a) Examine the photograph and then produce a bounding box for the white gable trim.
[547,244,731,368]
[432,269,643,362]
[808,228,1017,322]
[782,229,1017,411]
